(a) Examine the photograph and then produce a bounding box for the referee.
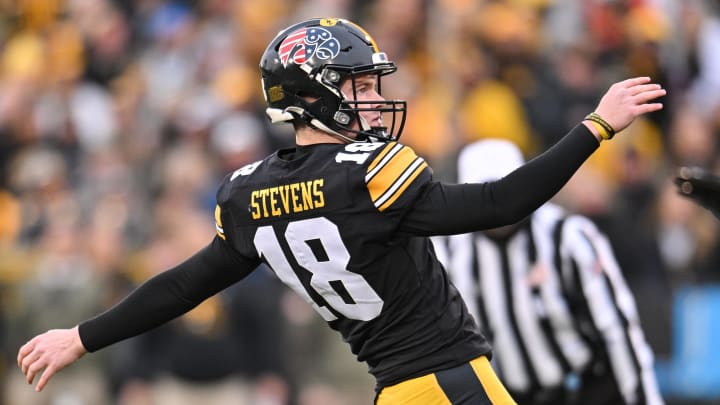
[440,139,664,405]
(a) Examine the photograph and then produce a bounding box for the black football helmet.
[260,18,406,142]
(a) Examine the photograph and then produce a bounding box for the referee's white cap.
[457,139,525,183]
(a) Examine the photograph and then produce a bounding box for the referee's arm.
[561,216,664,405]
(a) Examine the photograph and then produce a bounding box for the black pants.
[571,362,624,405]
[509,386,566,405]
[509,363,624,405]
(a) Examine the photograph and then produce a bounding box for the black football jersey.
[215,141,490,388]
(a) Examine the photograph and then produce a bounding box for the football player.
[18,18,665,404]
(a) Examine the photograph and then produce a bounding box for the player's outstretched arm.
[403,77,666,235]
[16,236,257,393]
[17,326,86,392]
[674,166,720,219]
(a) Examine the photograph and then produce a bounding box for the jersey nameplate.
[250,179,325,219]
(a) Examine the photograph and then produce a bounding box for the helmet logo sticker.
[319,18,338,27]
[279,27,340,67]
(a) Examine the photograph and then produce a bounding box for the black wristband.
[584,112,615,140]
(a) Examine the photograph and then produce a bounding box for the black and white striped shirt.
[436,203,663,404]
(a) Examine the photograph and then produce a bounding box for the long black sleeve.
[78,236,259,352]
[403,124,599,235]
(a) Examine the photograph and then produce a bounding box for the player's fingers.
[17,340,36,367]
[35,364,57,392]
[633,102,663,115]
[20,349,42,376]
[632,88,666,105]
[618,76,652,88]
[25,357,46,385]
[628,83,663,96]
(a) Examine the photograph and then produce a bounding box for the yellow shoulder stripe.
[365,144,426,212]
[377,160,427,212]
[214,205,226,240]
[367,141,397,173]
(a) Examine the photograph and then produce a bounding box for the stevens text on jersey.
[250,179,325,219]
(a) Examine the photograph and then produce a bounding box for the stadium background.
[0,0,719,404]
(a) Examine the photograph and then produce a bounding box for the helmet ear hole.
[334,111,351,125]
[323,70,341,84]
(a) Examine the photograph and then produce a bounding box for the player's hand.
[593,77,665,134]
[674,166,720,219]
[17,326,87,392]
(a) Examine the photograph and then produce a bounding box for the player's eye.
[356,82,377,94]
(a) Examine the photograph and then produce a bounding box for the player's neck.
[295,126,347,146]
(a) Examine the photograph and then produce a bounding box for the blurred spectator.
[209,112,271,177]
[683,0,720,119]
[667,102,717,169]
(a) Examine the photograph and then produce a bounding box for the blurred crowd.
[0,0,719,404]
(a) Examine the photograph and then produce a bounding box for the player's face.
[340,74,385,133]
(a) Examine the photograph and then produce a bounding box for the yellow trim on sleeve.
[214,205,226,240]
[367,142,397,173]
[367,146,417,203]
[377,161,427,212]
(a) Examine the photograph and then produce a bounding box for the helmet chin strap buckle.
[370,127,388,137]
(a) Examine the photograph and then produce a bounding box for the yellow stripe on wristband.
[584,112,615,140]
[587,120,610,140]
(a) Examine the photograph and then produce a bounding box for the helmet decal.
[279,27,340,67]
[319,18,338,27]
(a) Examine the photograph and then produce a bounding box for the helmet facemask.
[323,65,407,143]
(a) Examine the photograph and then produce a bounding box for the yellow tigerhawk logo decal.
[214,205,225,240]
[319,18,338,26]
[365,143,427,212]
